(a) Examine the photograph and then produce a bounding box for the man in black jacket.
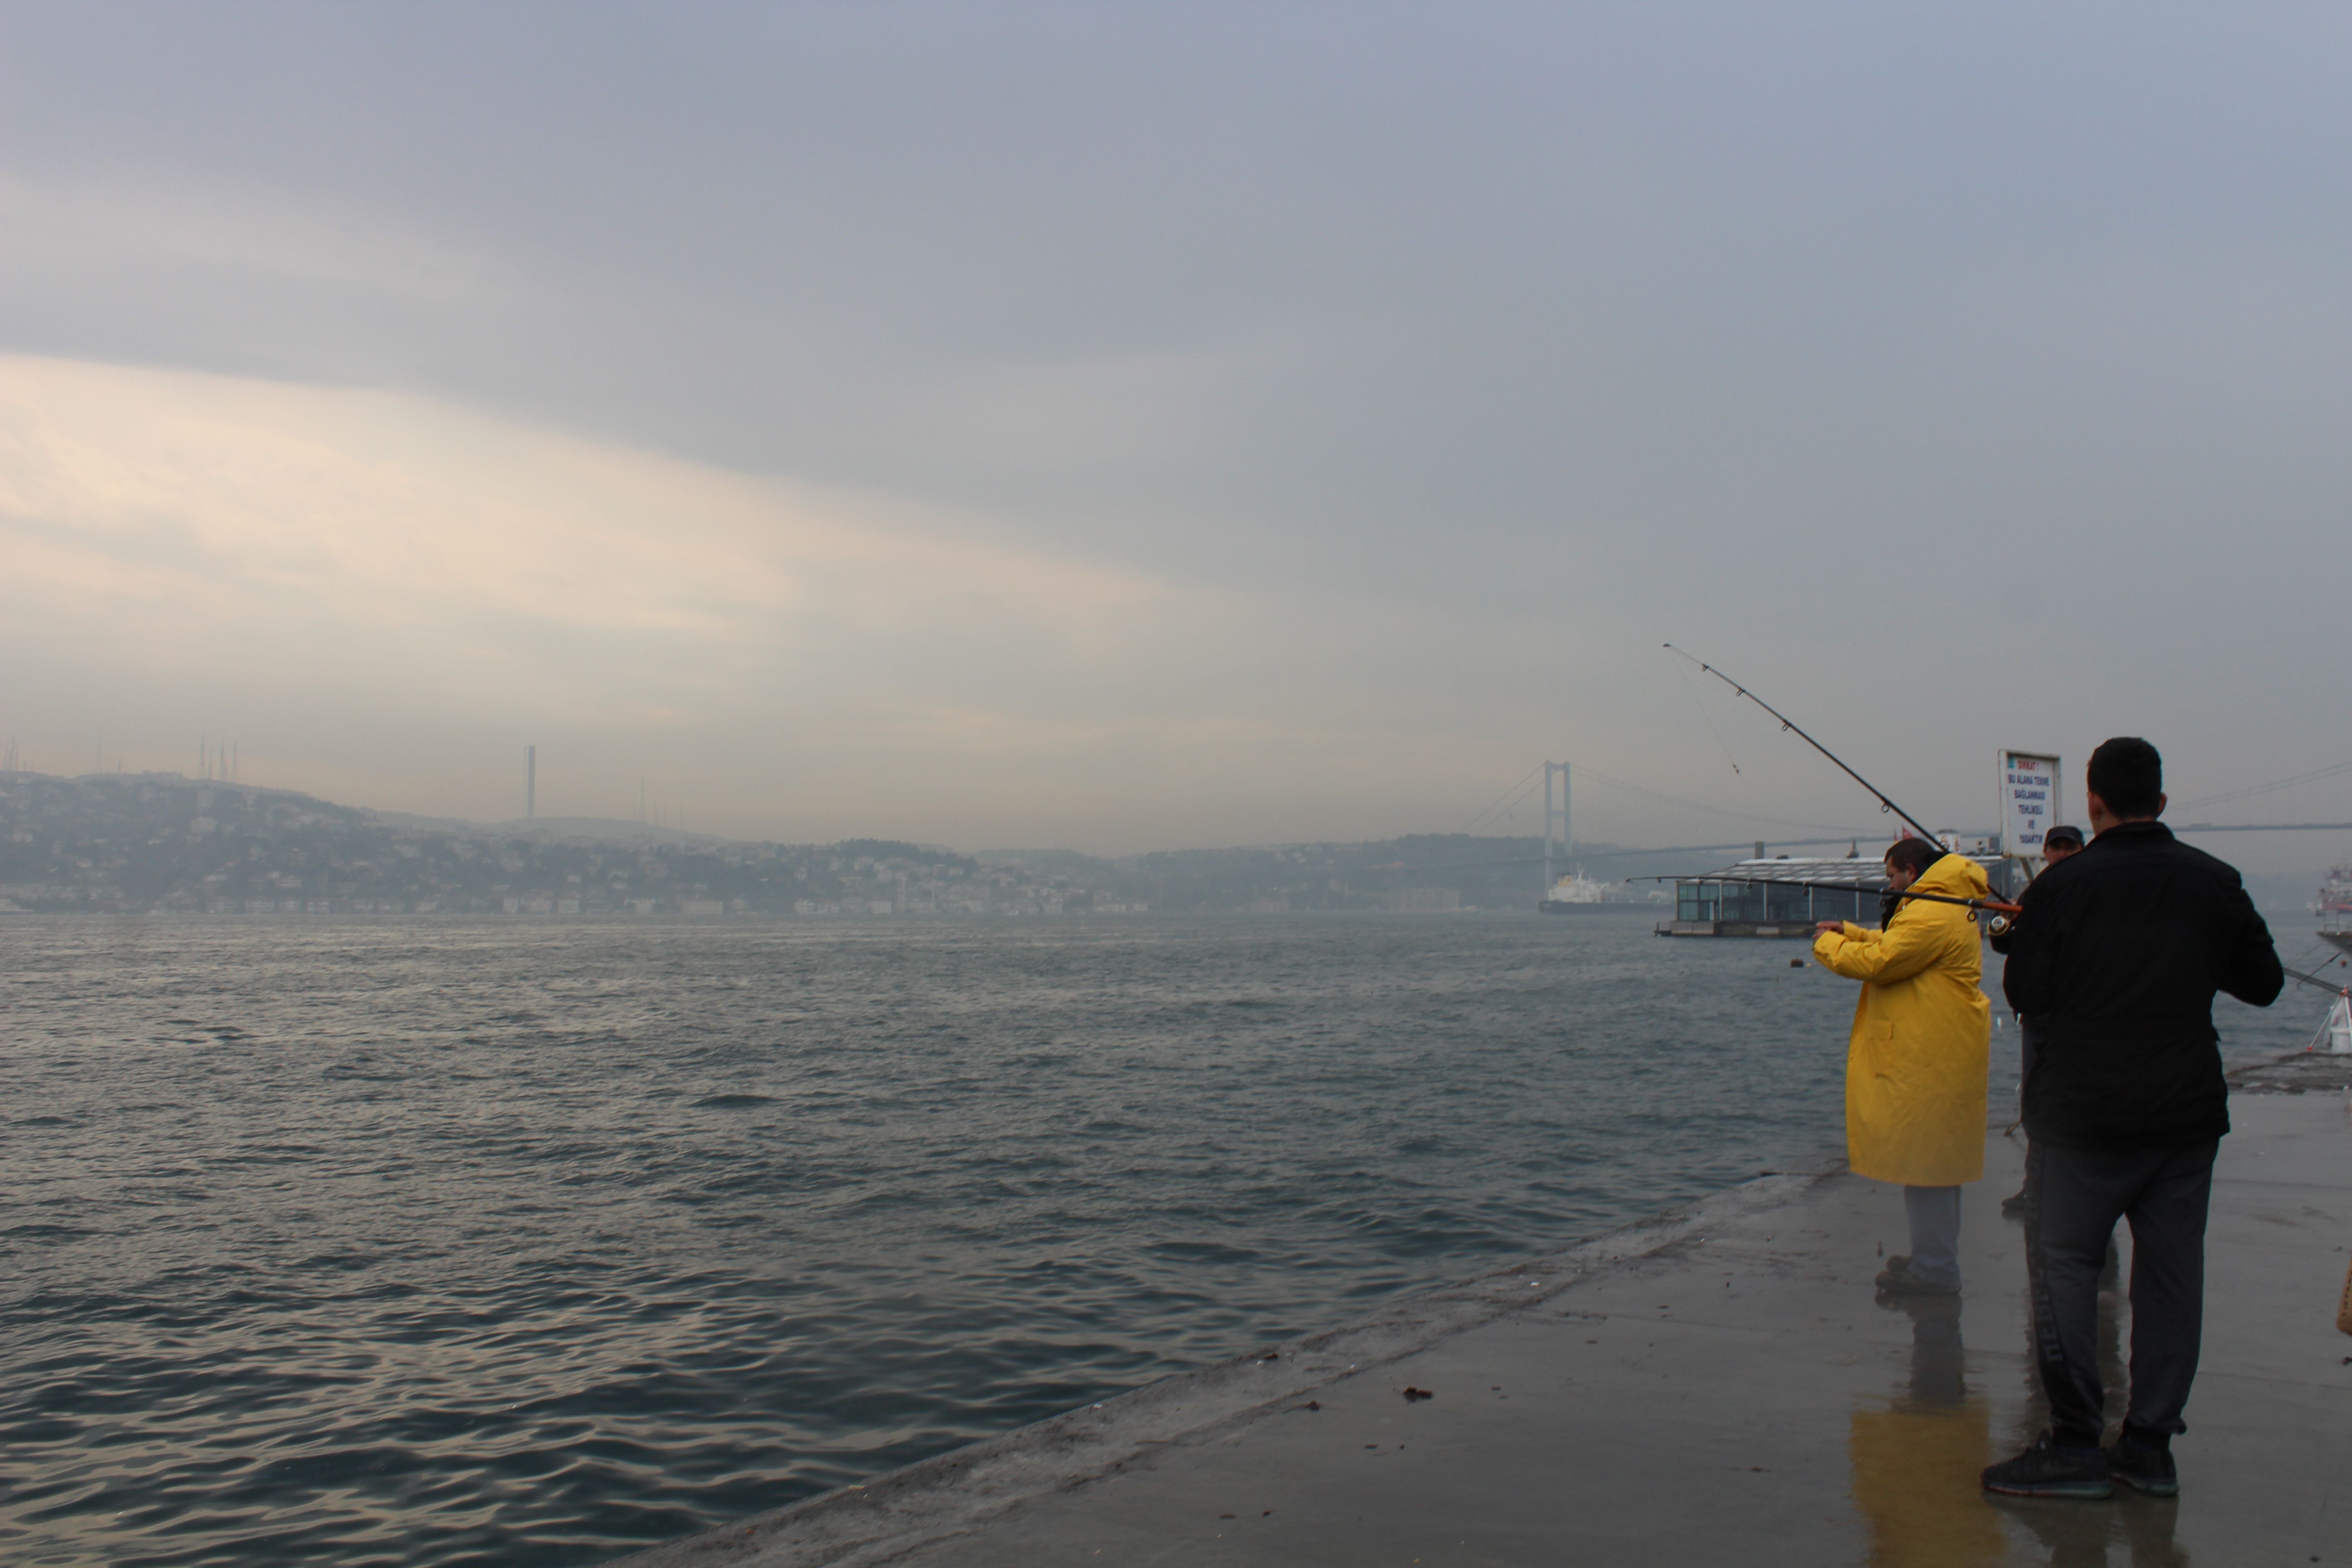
[1982,738,2283,1500]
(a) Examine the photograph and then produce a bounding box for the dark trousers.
[2023,1138,2218,1449]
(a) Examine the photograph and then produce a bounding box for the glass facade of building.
[1667,854,2009,933]
[1675,879,1869,923]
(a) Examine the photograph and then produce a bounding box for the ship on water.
[1539,868,1611,911]
[1532,760,1629,913]
[2320,862,2352,953]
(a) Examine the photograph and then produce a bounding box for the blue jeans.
[1904,1184,1962,1288]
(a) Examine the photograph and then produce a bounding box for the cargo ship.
[1539,869,1611,912]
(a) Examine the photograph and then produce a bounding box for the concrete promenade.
[619,1077,2352,1568]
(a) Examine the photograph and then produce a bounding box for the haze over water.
[0,914,2314,1567]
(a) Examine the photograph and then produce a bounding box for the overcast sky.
[3,2,2348,862]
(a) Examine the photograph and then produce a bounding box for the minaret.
[527,745,537,819]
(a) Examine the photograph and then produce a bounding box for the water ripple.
[0,915,2306,1566]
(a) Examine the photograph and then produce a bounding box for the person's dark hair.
[1884,837,1944,876]
[1879,837,1945,924]
[2087,737,2164,819]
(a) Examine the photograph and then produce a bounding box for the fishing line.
[2285,938,2348,981]
[1662,645,1942,845]
[1626,872,2019,916]
[1668,652,1742,778]
[1646,879,2343,986]
[1468,773,1544,837]
[1575,765,1867,834]
[2282,963,2352,996]
[1459,763,1544,838]
[2174,757,2352,813]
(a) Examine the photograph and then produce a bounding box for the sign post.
[1999,750,2063,864]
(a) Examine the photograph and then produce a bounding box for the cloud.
[0,168,510,302]
[0,356,1631,848]
[0,357,1237,809]
[0,354,1182,650]
[6,7,2351,859]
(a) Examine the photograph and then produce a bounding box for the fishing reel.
[1985,914,2012,938]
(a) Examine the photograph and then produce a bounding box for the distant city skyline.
[7,707,2352,875]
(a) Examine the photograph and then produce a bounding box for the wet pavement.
[617,1086,2352,1568]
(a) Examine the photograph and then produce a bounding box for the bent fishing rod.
[1664,645,1944,845]
[1624,872,2021,917]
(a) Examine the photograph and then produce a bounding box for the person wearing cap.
[1989,822,2085,1215]
[1982,737,2282,1501]
[1813,836,1994,1298]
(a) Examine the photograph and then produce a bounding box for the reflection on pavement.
[1850,1295,2004,1567]
[1984,1492,2190,1568]
[1982,1235,2191,1568]
[1852,1239,2193,1568]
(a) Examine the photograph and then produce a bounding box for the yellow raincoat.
[1812,854,1991,1186]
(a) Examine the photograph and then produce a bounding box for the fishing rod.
[1664,645,1945,846]
[1648,880,2348,959]
[1626,872,2020,917]
[2283,963,2351,996]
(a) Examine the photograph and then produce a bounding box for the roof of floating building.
[1676,853,2008,888]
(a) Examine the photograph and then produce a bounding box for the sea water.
[0,914,2312,1566]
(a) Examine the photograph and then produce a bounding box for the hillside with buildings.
[0,771,1648,918]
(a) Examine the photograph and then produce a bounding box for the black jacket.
[2001,820,2281,1148]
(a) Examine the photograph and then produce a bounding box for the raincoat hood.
[1910,853,1991,904]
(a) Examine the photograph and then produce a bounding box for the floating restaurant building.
[1657,853,2017,938]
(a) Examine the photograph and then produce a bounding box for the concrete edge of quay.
[608,1048,2350,1568]
[605,1155,1851,1568]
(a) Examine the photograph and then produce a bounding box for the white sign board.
[1999,750,2062,858]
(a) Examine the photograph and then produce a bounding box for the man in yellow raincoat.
[1813,837,1992,1296]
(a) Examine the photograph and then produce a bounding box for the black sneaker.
[1983,1432,2112,1499]
[2105,1442,2177,1497]
[1874,1261,1958,1296]
[2000,1189,2029,1216]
